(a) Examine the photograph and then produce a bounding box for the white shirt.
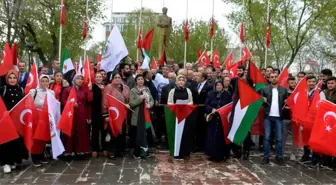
[198,81,207,94]
[269,88,280,117]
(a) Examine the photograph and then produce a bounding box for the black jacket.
[194,81,212,105]
[261,85,289,119]
[144,79,158,101]
[160,81,175,104]
[230,77,253,90]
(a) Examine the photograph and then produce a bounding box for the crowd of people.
[0,58,335,174]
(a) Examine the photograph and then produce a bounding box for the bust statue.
[157,7,172,57]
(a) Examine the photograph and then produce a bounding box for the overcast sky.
[91,0,240,46]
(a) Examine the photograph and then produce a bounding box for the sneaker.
[276,157,285,166]
[32,161,42,167]
[290,154,296,161]
[261,158,270,165]
[321,164,333,171]
[308,163,318,169]
[297,155,310,164]
[10,165,16,170]
[3,165,11,174]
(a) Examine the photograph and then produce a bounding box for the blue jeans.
[264,116,283,159]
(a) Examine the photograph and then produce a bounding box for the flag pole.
[136,0,143,62]
[83,0,89,61]
[58,0,63,62]
[210,0,214,54]
[264,0,270,68]
[110,0,114,30]
[240,0,244,61]
[183,0,188,68]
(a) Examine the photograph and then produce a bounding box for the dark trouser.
[31,153,44,163]
[303,146,310,157]
[264,116,283,159]
[91,118,106,152]
[195,108,207,149]
[154,106,165,142]
[106,123,126,156]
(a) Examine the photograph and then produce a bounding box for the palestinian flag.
[135,101,151,152]
[228,78,263,145]
[60,48,75,84]
[140,28,155,69]
[164,104,197,157]
[248,60,267,91]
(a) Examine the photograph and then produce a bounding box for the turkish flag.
[212,49,221,68]
[184,20,189,42]
[278,66,289,88]
[96,53,102,71]
[82,16,88,40]
[9,94,36,152]
[0,97,19,145]
[150,57,158,70]
[0,42,14,76]
[223,51,233,69]
[83,57,95,86]
[218,103,233,144]
[240,19,245,43]
[292,119,310,147]
[251,107,264,136]
[24,62,38,94]
[33,96,51,141]
[303,90,321,131]
[57,87,76,137]
[228,62,239,79]
[285,77,309,123]
[241,46,252,65]
[11,42,18,68]
[209,16,215,38]
[60,0,66,25]
[106,94,127,138]
[137,28,143,49]
[309,100,336,157]
[266,21,271,47]
[198,50,210,67]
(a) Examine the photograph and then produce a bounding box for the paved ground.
[1,149,336,185]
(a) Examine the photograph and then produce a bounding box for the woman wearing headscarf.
[61,75,93,158]
[49,71,70,101]
[103,73,130,159]
[29,75,55,167]
[0,70,28,173]
[204,80,232,162]
[167,75,193,104]
[129,74,154,158]
[91,72,106,157]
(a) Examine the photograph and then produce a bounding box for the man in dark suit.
[18,62,29,88]
[194,72,212,150]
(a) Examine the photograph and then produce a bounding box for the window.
[105,25,110,31]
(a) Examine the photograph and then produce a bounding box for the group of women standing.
[0,68,233,174]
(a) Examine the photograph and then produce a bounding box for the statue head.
[162,7,168,14]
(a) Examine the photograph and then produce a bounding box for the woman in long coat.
[0,70,28,173]
[129,74,154,158]
[61,75,93,157]
[103,73,130,159]
[204,80,232,162]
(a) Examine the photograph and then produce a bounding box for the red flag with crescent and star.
[33,96,51,141]
[285,77,309,123]
[241,46,252,65]
[223,51,233,69]
[240,19,245,43]
[266,21,271,47]
[198,50,210,67]
[96,53,102,70]
[57,87,76,137]
[0,97,19,145]
[82,16,88,40]
[309,100,336,156]
[209,16,215,38]
[9,94,37,152]
[227,62,239,79]
[184,20,189,42]
[278,66,289,88]
[212,49,221,68]
[24,62,38,94]
[217,102,233,144]
[106,94,127,138]
[0,42,14,76]
[137,28,143,49]
[60,0,66,26]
